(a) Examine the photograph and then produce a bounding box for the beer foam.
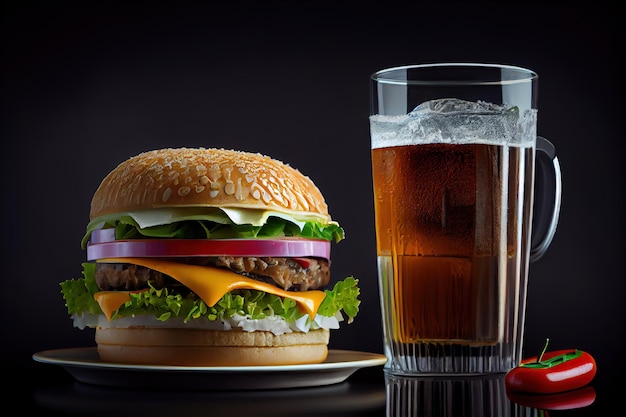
[370,99,537,149]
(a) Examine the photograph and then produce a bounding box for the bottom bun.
[96,326,330,366]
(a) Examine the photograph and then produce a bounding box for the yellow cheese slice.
[94,290,147,321]
[94,257,326,320]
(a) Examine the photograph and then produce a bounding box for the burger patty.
[95,256,330,293]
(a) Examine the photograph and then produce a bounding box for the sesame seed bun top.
[90,147,330,221]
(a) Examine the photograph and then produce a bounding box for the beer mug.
[369,63,561,375]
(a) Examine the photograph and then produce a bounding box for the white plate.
[33,347,387,390]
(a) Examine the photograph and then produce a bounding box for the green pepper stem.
[537,338,550,363]
[521,338,582,369]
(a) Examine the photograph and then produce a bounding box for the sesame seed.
[162,187,172,202]
[208,165,221,181]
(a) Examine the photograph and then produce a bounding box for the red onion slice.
[87,230,331,260]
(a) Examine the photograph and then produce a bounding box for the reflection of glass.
[385,372,539,417]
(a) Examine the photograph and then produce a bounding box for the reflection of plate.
[34,377,387,417]
[33,347,387,390]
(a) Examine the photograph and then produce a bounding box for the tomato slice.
[86,229,331,260]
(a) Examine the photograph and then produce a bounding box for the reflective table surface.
[18,358,619,416]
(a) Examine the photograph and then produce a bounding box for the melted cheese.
[94,257,326,321]
[87,206,332,232]
[94,290,146,321]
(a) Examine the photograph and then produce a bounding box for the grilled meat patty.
[95,256,330,293]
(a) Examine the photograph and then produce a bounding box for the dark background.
[2,0,623,408]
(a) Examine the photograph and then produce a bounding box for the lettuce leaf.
[59,263,102,316]
[317,277,360,323]
[60,264,359,325]
[112,286,305,323]
[82,216,344,248]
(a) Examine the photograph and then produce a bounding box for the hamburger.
[60,147,360,366]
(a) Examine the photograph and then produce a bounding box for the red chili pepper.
[505,339,597,394]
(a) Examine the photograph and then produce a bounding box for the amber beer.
[370,64,555,375]
[372,141,535,346]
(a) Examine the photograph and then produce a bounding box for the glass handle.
[530,136,562,262]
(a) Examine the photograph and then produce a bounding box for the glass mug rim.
[371,63,538,87]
